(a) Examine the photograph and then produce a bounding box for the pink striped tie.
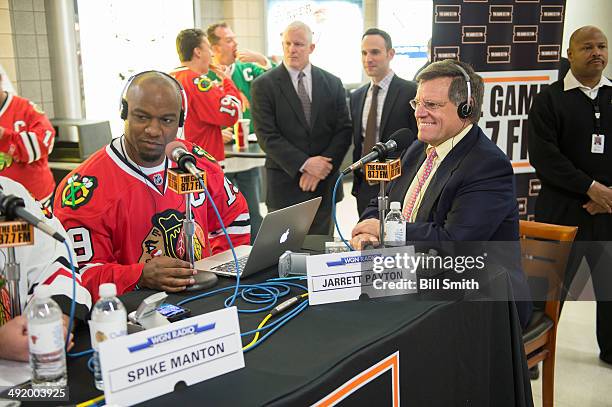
[403,148,438,221]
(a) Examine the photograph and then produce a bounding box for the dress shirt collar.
[370,70,394,92]
[285,63,312,82]
[427,124,473,161]
[564,70,612,93]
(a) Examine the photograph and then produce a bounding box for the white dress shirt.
[564,70,612,99]
[285,62,313,100]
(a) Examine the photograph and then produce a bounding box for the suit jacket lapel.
[379,75,400,139]
[309,66,324,130]
[393,142,426,203]
[415,128,478,222]
[277,65,310,130]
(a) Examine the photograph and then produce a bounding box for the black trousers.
[535,188,612,362]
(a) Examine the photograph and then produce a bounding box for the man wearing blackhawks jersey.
[0,74,56,207]
[54,72,250,302]
[206,22,274,240]
[171,28,241,164]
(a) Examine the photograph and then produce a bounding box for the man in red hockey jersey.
[171,28,241,164]
[54,72,250,301]
[0,74,56,207]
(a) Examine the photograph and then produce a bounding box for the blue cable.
[62,239,77,351]
[197,176,242,307]
[87,355,95,372]
[68,348,94,358]
[240,298,308,337]
[267,276,307,281]
[332,174,354,251]
[243,300,309,353]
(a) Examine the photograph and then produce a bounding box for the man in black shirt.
[528,25,612,364]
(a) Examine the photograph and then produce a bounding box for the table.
[35,264,532,406]
[223,141,265,174]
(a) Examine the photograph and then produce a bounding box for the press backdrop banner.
[431,0,566,219]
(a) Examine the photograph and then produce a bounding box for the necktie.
[363,84,380,157]
[297,71,311,125]
[403,148,438,222]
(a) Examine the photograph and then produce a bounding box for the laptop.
[194,197,322,278]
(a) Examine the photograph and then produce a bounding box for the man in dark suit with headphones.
[350,28,417,216]
[350,60,531,327]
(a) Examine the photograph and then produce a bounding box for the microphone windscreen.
[165,140,186,161]
[389,128,415,151]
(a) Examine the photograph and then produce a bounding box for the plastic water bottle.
[384,202,406,246]
[89,283,127,390]
[26,284,67,387]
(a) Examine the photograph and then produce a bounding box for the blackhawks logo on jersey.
[0,153,13,171]
[192,144,216,162]
[194,75,213,92]
[61,173,97,209]
[138,208,208,263]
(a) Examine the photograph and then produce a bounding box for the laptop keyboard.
[210,256,249,275]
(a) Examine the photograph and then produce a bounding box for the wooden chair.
[519,220,578,407]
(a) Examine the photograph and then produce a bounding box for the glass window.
[266,0,364,85]
[77,0,194,138]
[378,0,433,81]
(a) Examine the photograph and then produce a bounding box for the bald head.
[567,26,608,86]
[123,72,183,167]
[570,26,607,49]
[125,72,182,110]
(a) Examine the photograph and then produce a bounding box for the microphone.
[165,141,199,177]
[342,128,414,175]
[0,191,65,243]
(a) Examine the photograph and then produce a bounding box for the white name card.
[307,246,417,305]
[99,306,244,406]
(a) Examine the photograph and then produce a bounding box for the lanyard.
[590,93,602,135]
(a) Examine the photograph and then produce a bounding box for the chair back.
[519,220,578,320]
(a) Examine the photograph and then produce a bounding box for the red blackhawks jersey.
[53,137,250,301]
[0,93,56,202]
[170,67,241,162]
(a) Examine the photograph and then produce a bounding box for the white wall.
[562,0,612,77]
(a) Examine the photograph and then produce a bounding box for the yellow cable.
[243,313,272,350]
[77,394,105,407]
[242,293,309,351]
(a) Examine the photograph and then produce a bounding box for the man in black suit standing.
[251,21,351,235]
[350,28,417,215]
[528,26,612,364]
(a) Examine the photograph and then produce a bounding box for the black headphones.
[119,70,187,127]
[452,63,473,120]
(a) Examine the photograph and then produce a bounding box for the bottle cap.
[34,284,51,299]
[390,201,401,210]
[99,283,117,298]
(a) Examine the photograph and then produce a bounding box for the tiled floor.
[260,180,612,406]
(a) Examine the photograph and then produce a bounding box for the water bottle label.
[89,320,128,351]
[28,321,64,354]
[385,221,406,245]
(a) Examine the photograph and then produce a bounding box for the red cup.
[234,119,250,149]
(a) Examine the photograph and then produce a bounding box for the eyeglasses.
[409,99,448,111]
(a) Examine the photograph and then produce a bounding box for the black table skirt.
[20,266,532,407]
